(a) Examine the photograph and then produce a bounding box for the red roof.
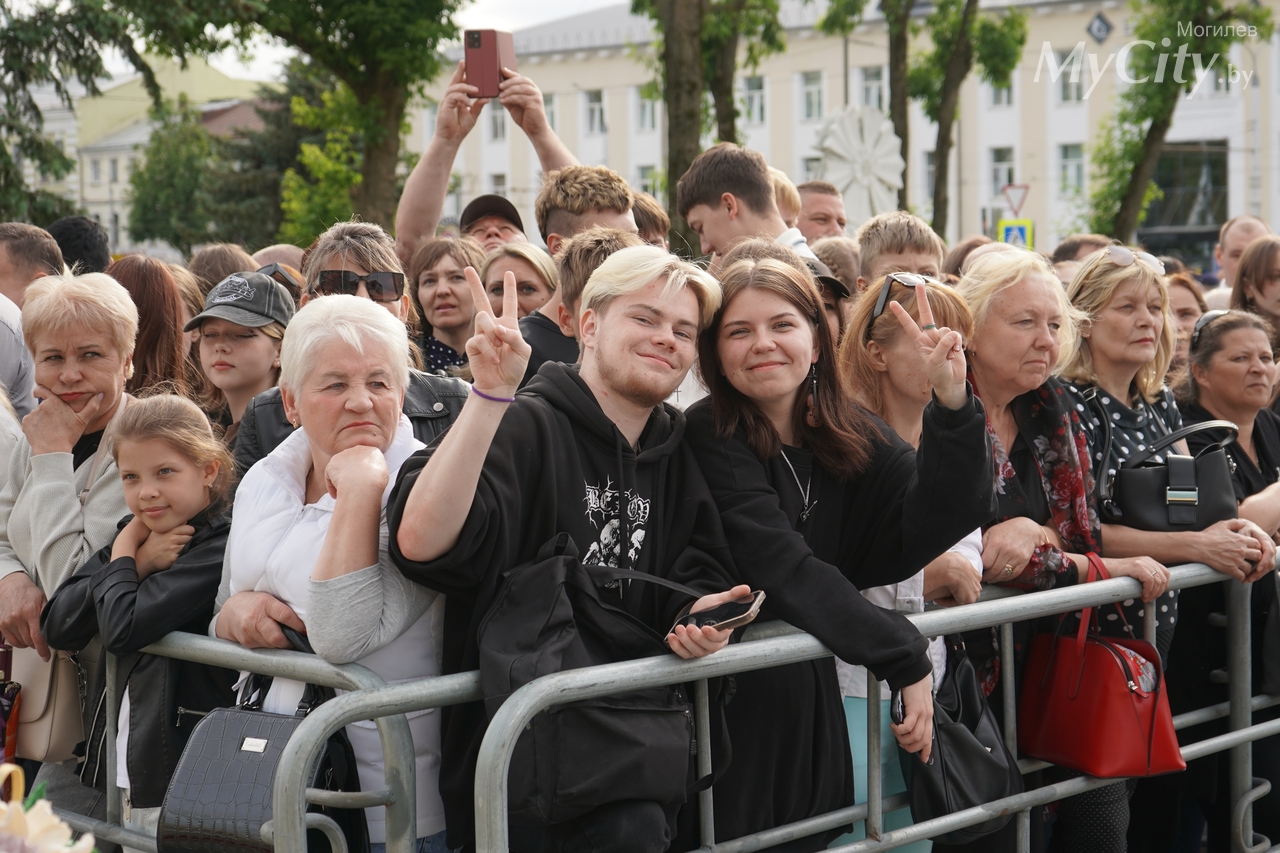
[201,100,273,138]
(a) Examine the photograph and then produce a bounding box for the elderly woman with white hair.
[213,294,447,853]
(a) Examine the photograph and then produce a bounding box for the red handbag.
[1018,554,1185,778]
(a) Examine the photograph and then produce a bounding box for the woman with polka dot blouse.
[1060,247,1275,658]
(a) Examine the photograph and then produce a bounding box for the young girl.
[185,272,295,448]
[41,395,237,849]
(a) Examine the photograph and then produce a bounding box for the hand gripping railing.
[52,632,426,853]
[471,563,1278,853]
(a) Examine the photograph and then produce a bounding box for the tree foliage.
[907,0,1025,237]
[276,84,362,246]
[127,97,213,255]
[702,1,785,144]
[1085,0,1271,241]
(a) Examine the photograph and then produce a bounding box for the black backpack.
[477,533,710,825]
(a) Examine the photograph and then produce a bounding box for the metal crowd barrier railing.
[52,562,1280,853]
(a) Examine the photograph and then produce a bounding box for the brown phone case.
[464,30,517,99]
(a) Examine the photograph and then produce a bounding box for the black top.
[388,362,735,850]
[1184,402,1280,500]
[72,429,105,470]
[518,309,579,388]
[1003,431,1051,525]
[420,334,465,374]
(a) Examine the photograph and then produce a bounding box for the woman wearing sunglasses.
[232,222,470,476]
[957,249,1169,853]
[682,248,996,849]
[1161,310,1280,849]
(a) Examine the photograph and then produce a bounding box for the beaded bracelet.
[472,386,516,404]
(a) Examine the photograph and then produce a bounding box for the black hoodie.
[388,362,736,849]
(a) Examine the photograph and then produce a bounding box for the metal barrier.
[49,562,1280,853]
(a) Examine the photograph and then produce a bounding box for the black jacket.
[388,362,737,849]
[234,369,470,475]
[40,508,237,808]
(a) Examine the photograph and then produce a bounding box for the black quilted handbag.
[157,635,370,853]
[1087,391,1238,531]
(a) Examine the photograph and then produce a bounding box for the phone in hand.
[674,590,766,633]
[464,29,517,99]
[890,690,905,725]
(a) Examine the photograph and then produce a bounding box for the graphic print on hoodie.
[583,477,650,569]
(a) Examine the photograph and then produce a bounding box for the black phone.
[890,690,905,725]
[674,590,766,632]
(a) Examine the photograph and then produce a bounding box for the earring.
[805,365,820,428]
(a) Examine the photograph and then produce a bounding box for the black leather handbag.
[1088,392,1238,531]
[157,632,370,853]
[895,638,1024,845]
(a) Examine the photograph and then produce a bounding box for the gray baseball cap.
[185,271,296,331]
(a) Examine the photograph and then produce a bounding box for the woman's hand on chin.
[324,445,390,500]
[23,386,105,455]
[465,267,530,399]
[887,284,968,410]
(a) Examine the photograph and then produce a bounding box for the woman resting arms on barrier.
[1165,310,1280,849]
[955,250,1171,853]
[41,395,237,848]
[682,245,996,851]
[837,274,984,851]
[211,295,449,853]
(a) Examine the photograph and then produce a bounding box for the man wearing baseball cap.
[185,272,295,447]
[459,194,529,253]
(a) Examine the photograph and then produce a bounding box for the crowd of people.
[3,61,1280,853]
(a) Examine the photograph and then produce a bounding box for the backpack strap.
[586,565,706,601]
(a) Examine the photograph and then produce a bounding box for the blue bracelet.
[472,386,516,404]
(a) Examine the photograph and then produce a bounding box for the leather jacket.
[235,370,470,476]
[40,508,237,808]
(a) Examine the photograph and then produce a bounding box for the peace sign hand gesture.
[464,267,531,398]
[887,282,968,410]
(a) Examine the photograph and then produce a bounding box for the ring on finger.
[922,323,938,331]
[1001,563,1014,577]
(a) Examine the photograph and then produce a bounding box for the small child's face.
[116,439,217,534]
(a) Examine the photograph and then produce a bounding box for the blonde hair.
[854,211,946,282]
[280,294,410,394]
[580,245,722,329]
[1060,248,1175,403]
[481,243,559,293]
[111,394,235,506]
[842,278,973,418]
[956,250,1084,372]
[769,167,801,224]
[23,273,139,372]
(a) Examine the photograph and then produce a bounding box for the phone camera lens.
[467,31,481,47]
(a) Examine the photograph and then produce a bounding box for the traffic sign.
[1002,184,1030,217]
[999,219,1034,249]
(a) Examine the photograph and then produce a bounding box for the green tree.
[0,0,159,222]
[908,0,1025,237]
[86,0,461,228]
[276,85,362,246]
[702,1,785,145]
[819,0,916,210]
[198,58,336,250]
[1085,0,1271,241]
[127,97,214,255]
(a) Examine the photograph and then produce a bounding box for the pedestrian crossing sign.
[998,219,1033,249]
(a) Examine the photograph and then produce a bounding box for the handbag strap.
[1121,420,1239,468]
[1084,390,1118,508]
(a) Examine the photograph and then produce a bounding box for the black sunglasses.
[866,272,944,342]
[314,270,405,303]
[257,263,301,301]
[1189,309,1230,353]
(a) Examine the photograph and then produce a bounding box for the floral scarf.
[974,373,1101,592]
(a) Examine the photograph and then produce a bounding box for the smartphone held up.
[464,29,517,98]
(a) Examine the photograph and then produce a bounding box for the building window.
[1060,144,1085,193]
[992,84,1012,106]
[744,76,765,125]
[639,165,657,196]
[491,174,507,198]
[490,103,506,141]
[543,93,556,131]
[111,212,119,246]
[803,71,823,120]
[90,160,100,183]
[925,152,937,200]
[991,147,1015,197]
[109,158,118,183]
[803,157,822,181]
[586,90,606,135]
[1058,50,1084,102]
[861,66,884,111]
[638,94,657,131]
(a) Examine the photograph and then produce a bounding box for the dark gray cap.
[184,271,295,331]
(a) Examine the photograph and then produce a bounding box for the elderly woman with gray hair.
[234,221,469,476]
[213,294,447,853]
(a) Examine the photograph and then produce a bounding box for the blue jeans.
[370,830,451,853]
